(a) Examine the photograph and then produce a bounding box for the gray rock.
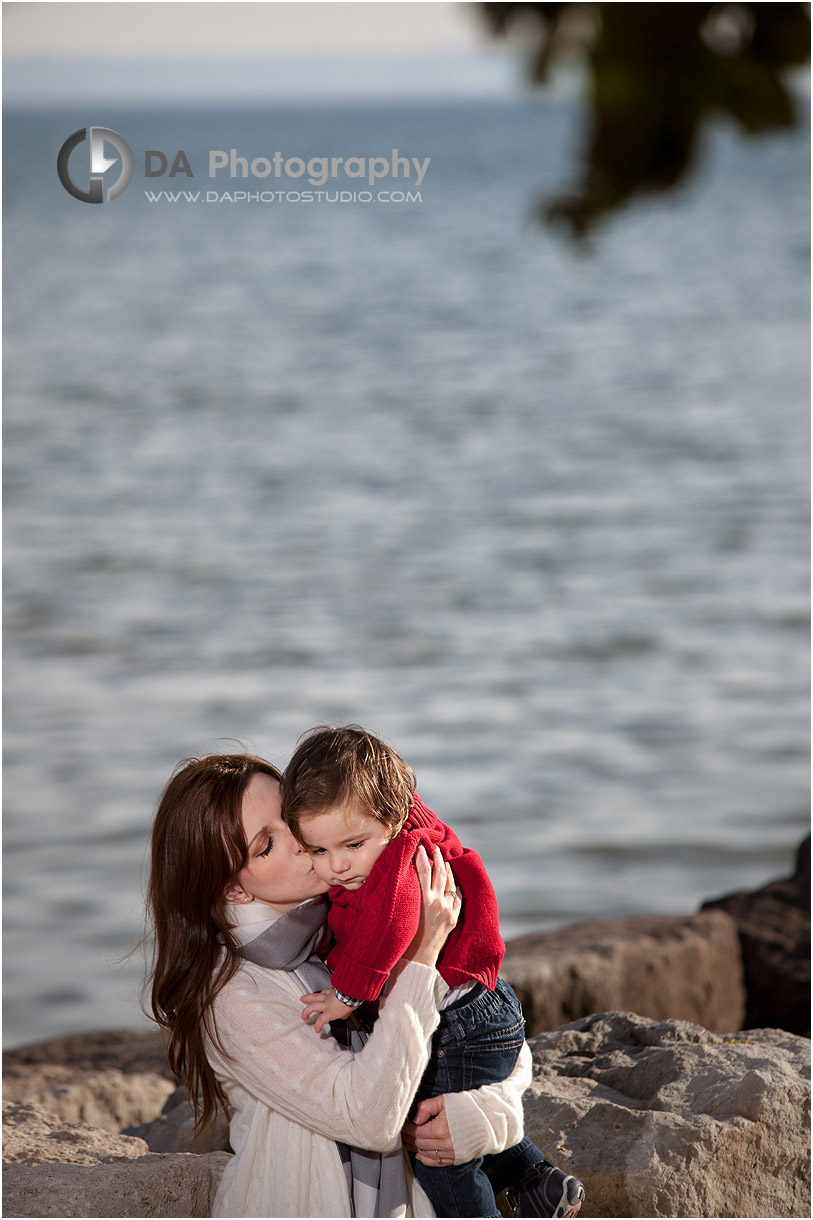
[702,835,811,1035]
[3,1063,176,1133]
[3,1029,173,1080]
[3,1152,231,1218]
[501,909,745,1035]
[523,1010,811,1218]
[125,1085,232,1154]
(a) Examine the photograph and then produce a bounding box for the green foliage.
[482,2,810,238]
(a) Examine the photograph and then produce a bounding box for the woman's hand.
[402,1095,456,1166]
[401,845,461,969]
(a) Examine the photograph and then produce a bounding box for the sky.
[3,2,532,102]
[4,2,487,55]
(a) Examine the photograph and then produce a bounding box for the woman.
[147,753,531,1218]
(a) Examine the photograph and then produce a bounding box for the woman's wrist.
[408,941,444,969]
[388,958,440,991]
[407,946,435,968]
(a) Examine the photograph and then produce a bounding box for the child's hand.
[300,988,357,1034]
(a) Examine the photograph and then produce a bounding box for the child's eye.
[348,841,365,850]
[257,837,273,857]
[309,847,326,855]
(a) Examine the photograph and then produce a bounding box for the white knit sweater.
[206,952,531,1218]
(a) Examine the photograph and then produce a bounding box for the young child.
[283,724,585,1220]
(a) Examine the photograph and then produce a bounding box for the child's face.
[299,802,393,889]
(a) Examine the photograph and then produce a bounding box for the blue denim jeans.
[411,979,544,1218]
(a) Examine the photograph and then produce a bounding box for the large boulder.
[501,909,745,1035]
[3,1064,176,1133]
[2,1028,229,1154]
[2,1102,229,1218]
[702,835,810,1035]
[2,1029,173,1080]
[3,1102,149,1165]
[3,1153,230,1218]
[522,1010,810,1218]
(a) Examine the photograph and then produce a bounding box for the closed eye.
[347,841,365,850]
[257,837,273,857]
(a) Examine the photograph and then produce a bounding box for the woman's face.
[232,773,329,912]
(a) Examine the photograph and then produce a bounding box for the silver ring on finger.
[435,1149,441,1164]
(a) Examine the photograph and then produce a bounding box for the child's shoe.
[504,1160,585,1218]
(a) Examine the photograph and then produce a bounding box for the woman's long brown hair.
[146,752,283,1131]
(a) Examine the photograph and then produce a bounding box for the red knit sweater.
[326,795,505,1003]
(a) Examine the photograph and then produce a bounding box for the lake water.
[3,98,809,1047]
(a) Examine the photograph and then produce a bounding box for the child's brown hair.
[283,725,415,842]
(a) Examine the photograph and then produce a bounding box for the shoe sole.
[505,1171,586,1218]
[551,1176,583,1215]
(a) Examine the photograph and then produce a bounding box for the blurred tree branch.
[481,2,810,238]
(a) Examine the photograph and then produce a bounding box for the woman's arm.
[402,1041,532,1165]
[208,848,460,1153]
[210,957,439,1151]
[443,1040,532,1162]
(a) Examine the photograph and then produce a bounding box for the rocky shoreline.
[4,838,809,1218]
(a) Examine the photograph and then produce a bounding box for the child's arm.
[328,837,423,1003]
[300,987,358,1034]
